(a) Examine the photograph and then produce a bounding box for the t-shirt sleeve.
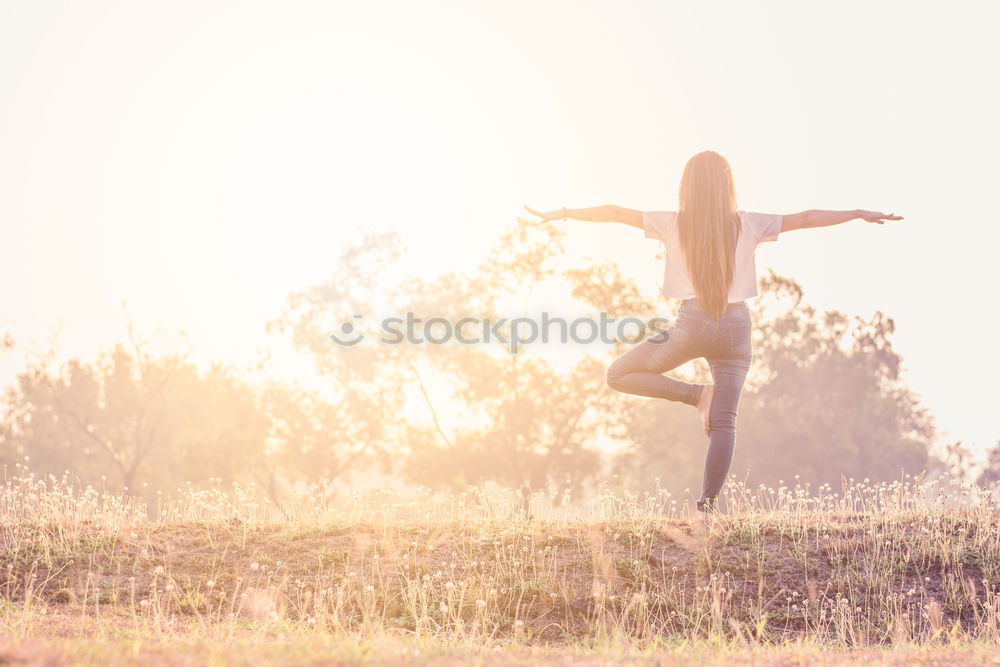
[642,211,675,241]
[745,211,784,243]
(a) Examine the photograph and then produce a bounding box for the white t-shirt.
[642,209,783,302]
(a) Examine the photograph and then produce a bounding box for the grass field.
[2,467,998,665]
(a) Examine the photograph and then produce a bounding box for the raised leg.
[606,331,705,406]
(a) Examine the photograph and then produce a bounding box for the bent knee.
[606,362,625,391]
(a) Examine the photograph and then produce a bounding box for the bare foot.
[697,384,714,435]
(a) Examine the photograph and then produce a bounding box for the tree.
[977,441,1000,487]
[273,220,618,499]
[734,271,933,487]
[0,339,271,500]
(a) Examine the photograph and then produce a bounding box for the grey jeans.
[606,298,752,510]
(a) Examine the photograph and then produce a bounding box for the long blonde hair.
[676,150,740,320]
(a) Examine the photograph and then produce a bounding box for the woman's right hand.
[858,210,904,224]
[523,205,562,224]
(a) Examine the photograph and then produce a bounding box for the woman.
[525,150,902,513]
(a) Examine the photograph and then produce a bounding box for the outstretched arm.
[523,204,643,229]
[781,209,903,232]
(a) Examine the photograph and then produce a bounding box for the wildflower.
[154,566,164,575]
[476,599,487,609]
[250,563,260,571]
[207,580,215,588]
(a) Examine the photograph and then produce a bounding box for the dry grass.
[1,464,999,664]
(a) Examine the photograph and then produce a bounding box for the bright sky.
[2,1,998,458]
